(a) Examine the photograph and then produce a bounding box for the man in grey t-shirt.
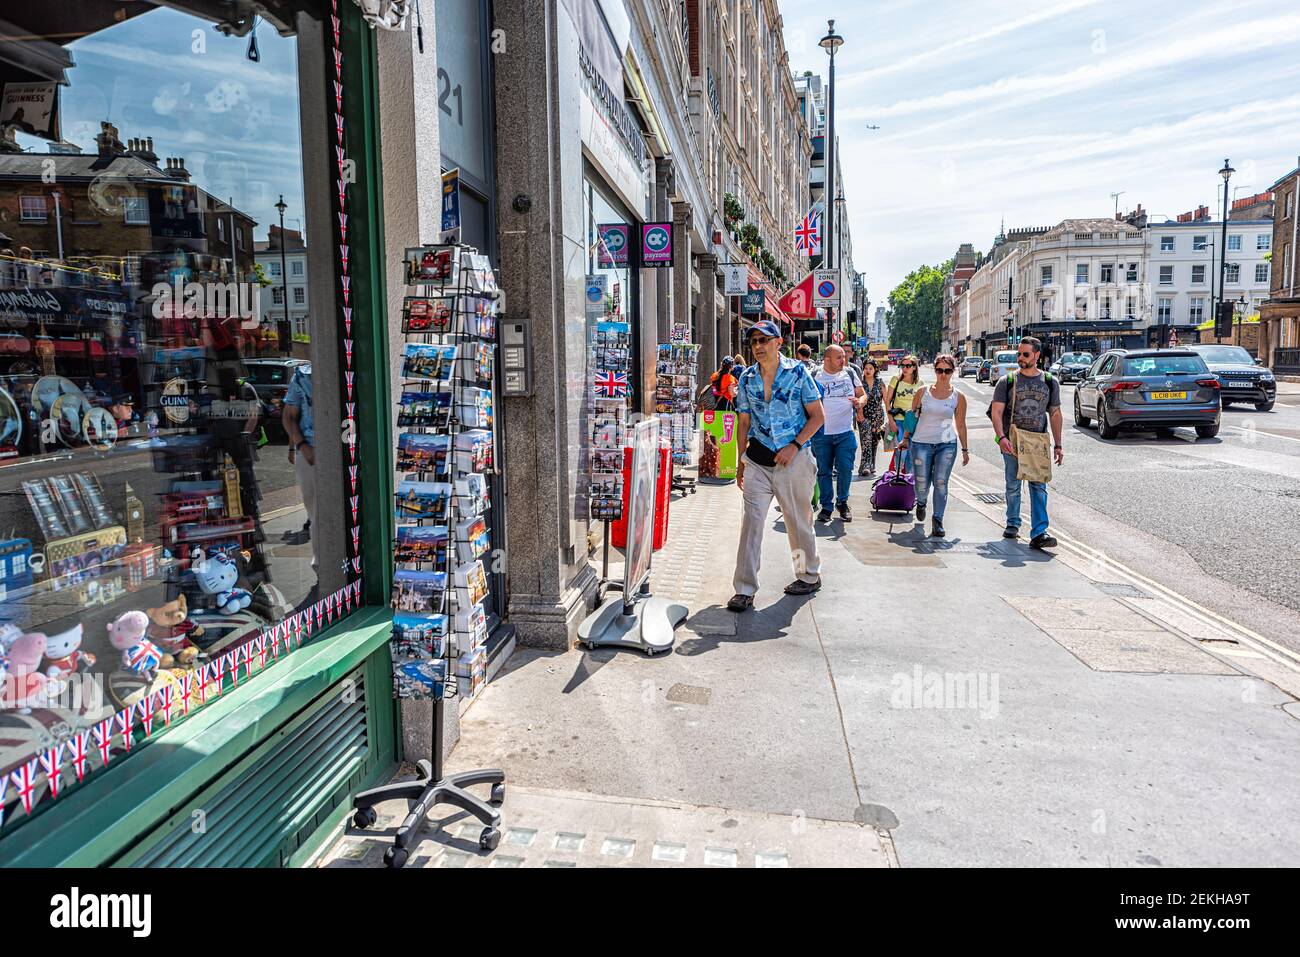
[989,337,1064,549]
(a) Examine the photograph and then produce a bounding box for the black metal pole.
[1216,160,1231,344]
[278,198,290,356]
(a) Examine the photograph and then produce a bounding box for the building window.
[123,196,149,225]
[293,314,309,337]
[1257,234,1271,251]
[1126,295,1136,317]
[1076,263,1088,284]
[1225,263,1241,283]
[1075,295,1088,319]
[1192,264,1206,284]
[1193,235,1207,251]
[1189,297,1205,322]
[1041,297,1052,319]
[1041,265,1053,285]
[270,262,282,277]
[1158,297,1172,323]
[19,195,47,221]
[292,286,305,305]
[1159,265,1173,285]
[1227,234,1242,251]
[1100,263,1113,283]
[1255,262,1269,284]
[237,226,245,250]
[272,287,285,304]
[1160,236,1175,252]
[217,218,226,241]
[1074,232,1092,241]
[1126,262,1138,282]
[291,260,304,276]
[1100,295,1111,318]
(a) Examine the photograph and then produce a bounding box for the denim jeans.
[812,430,858,508]
[912,440,958,521]
[889,414,915,473]
[1003,452,1050,538]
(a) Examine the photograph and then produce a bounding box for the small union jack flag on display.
[795,207,822,256]
[69,732,90,782]
[38,744,65,800]
[93,718,114,766]
[594,370,629,398]
[12,758,40,814]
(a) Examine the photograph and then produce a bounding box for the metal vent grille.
[974,492,1005,504]
[128,669,370,868]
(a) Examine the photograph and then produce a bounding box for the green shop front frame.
[0,4,399,868]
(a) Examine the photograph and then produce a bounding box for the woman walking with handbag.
[857,358,886,476]
[700,356,738,411]
[883,354,923,473]
[897,353,969,537]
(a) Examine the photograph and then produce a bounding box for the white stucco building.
[254,225,310,338]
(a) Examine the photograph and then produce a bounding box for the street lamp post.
[820,19,843,346]
[275,194,290,356]
[1215,158,1234,344]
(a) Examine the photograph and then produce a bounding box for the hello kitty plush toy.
[1,633,49,712]
[43,623,96,680]
[107,610,166,681]
[191,550,251,615]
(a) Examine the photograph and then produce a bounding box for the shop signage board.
[723,264,748,296]
[441,168,461,236]
[698,410,739,479]
[584,274,608,320]
[597,223,630,267]
[813,269,839,308]
[740,289,765,316]
[0,82,60,141]
[640,222,673,268]
[623,418,660,598]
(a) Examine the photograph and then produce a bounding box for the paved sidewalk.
[323,461,1300,867]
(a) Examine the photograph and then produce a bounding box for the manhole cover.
[666,683,711,706]
[912,540,1018,555]
[1091,581,1149,599]
[974,492,1005,504]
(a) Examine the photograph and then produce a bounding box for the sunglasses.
[936,367,954,374]
[901,362,917,368]
[1017,351,1034,358]
[750,336,775,345]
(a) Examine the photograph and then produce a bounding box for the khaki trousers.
[732,446,821,597]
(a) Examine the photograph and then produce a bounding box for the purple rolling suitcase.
[870,451,916,513]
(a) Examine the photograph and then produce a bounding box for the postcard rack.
[654,333,700,496]
[350,243,505,868]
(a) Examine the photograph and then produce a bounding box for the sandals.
[726,594,754,612]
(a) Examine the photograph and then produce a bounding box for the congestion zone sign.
[813,269,839,306]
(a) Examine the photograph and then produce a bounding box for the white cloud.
[204,79,250,114]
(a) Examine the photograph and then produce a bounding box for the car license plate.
[1150,391,1187,400]
[1225,381,1250,388]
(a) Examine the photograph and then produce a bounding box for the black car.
[1049,351,1094,384]
[1186,344,1276,412]
[242,358,310,442]
[1074,349,1220,439]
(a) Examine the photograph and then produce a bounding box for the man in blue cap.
[727,319,825,612]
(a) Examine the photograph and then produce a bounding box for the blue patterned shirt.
[735,355,822,452]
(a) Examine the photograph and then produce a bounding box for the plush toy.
[191,551,251,615]
[2,633,49,711]
[146,595,201,662]
[43,623,96,680]
[107,610,171,681]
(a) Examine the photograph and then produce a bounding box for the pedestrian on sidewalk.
[701,356,738,411]
[989,336,1064,550]
[727,319,825,612]
[797,343,817,373]
[897,353,969,537]
[812,344,865,523]
[857,359,886,476]
[883,355,923,473]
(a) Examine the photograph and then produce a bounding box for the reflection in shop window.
[0,3,347,824]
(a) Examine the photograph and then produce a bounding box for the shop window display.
[0,3,351,825]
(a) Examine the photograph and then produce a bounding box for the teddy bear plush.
[2,633,50,712]
[146,595,201,663]
[191,551,252,616]
[107,610,172,681]
[43,623,97,680]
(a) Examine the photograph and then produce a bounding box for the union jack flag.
[159,684,175,726]
[93,718,115,766]
[69,732,90,781]
[139,694,156,737]
[38,744,65,800]
[594,370,629,398]
[795,207,822,256]
[12,758,39,814]
[115,706,135,752]
[123,640,163,675]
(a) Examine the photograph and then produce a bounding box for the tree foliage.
[886,262,947,353]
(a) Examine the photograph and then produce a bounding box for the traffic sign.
[832,330,844,344]
[813,269,839,307]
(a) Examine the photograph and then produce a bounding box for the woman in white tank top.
[899,354,970,537]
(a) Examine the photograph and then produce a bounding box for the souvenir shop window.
[0,3,351,825]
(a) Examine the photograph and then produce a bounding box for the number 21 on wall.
[438,68,463,126]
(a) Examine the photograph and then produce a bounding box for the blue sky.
[20,8,306,242]
[780,0,1300,309]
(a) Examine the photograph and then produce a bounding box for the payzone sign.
[597,223,630,267]
[641,222,673,268]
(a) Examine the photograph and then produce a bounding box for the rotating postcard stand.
[351,243,504,868]
[578,418,687,655]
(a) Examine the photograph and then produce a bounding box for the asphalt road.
[938,368,1300,654]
